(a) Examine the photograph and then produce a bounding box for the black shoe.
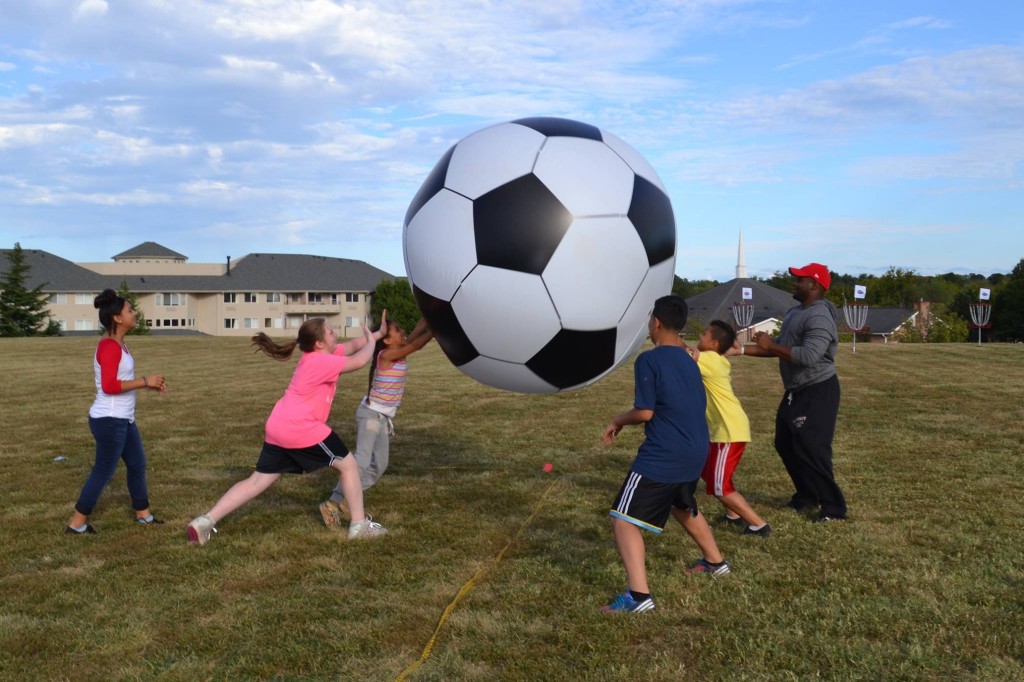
[814,515,846,524]
[65,525,97,535]
[743,523,772,538]
[785,499,816,513]
[717,514,746,527]
[136,516,164,525]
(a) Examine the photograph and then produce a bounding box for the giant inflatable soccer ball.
[402,117,677,393]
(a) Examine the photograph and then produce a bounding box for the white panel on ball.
[533,137,634,216]
[452,266,561,363]
[459,356,559,394]
[600,130,668,195]
[543,216,649,330]
[445,123,546,200]
[404,189,477,300]
[613,257,677,361]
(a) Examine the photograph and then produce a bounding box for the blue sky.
[1,0,1022,281]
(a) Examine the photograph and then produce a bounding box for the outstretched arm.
[339,309,387,356]
[338,324,377,373]
[380,328,434,364]
[602,407,654,445]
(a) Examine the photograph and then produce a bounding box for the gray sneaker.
[347,516,388,540]
[187,514,217,545]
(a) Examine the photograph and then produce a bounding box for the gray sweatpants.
[330,402,392,504]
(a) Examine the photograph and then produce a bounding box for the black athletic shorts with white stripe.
[609,471,700,534]
[255,431,350,474]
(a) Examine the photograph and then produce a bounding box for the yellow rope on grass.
[394,478,561,682]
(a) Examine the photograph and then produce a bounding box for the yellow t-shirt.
[696,351,751,444]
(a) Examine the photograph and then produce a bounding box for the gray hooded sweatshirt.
[775,298,839,392]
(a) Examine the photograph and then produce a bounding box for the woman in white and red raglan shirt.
[67,289,167,535]
[187,314,388,545]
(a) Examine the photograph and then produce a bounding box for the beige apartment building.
[7,242,395,338]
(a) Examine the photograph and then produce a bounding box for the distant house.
[0,243,395,337]
[685,277,795,340]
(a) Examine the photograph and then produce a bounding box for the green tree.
[117,280,150,335]
[370,278,420,332]
[873,267,923,308]
[894,304,969,343]
[672,276,719,299]
[0,243,61,337]
[992,258,1024,342]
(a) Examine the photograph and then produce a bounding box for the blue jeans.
[75,417,150,516]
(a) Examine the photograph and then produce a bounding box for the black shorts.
[609,471,699,534]
[255,431,350,474]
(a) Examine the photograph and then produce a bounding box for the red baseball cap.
[789,263,831,290]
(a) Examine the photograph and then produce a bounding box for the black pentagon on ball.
[474,174,573,275]
[404,145,455,227]
[525,327,618,390]
[411,284,479,367]
[628,175,676,266]
[511,116,603,141]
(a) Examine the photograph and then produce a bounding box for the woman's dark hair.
[94,289,127,334]
[366,321,400,396]
[708,319,737,355]
[251,318,327,360]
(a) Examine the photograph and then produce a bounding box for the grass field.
[1,336,1022,681]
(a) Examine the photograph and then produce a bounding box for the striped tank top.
[365,351,408,417]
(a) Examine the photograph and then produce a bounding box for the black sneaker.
[65,525,97,535]
[743,523,772,538]
[785,499,816,513]
[717,514,746,527]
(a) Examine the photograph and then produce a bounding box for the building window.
[308,292,323,304]
[57,320,67,331]
[224,293,237,303]
[75,319,94,331]
[345,316,360,327]
[75,294,92,305]
[224,318,237,329]
[273,318,284,329]
[266,292,281,303]
[155,320,161,327]
[157,293,183,306]
[243,317,260,329]
[244,293,258,303]
[48,293,67,304]
[287,293,303,304]
[346,293,359,303]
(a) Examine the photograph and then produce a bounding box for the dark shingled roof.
[842,307,915,335]
[113,242,188,260]
[1,250,395,293]
[685,278,796,329]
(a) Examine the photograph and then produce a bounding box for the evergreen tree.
[0,243,61,337]
[117,280,150,335]
[370,278,420,332]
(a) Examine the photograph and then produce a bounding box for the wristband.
[143,376,149,388]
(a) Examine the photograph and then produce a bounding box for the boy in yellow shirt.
[692,320,770,537]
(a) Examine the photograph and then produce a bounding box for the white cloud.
[74,0,108,20]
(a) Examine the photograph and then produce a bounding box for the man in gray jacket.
[739,263,847,522]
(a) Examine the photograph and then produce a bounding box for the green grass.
[1,337,1022,681]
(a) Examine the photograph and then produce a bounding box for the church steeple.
[735,228,748,279]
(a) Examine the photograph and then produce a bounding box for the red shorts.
[701,442,747,496]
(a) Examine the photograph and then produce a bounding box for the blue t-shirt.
[631,345,709,483]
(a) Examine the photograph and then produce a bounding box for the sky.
[1,0,1022,282]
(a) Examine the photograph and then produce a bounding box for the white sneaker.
[347,516,388,540]
[187,514,217,545]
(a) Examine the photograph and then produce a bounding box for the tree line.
[3,241,1022,342]
[673,261,1024,343]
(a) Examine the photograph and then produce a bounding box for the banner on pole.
[979,288,991,301]
[742,287,752,300]
[854,284,867,300]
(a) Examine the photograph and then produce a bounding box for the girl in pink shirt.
[187,315,387,544]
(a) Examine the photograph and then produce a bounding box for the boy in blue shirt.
[601,295,730,614]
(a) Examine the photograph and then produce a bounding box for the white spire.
[735,228,748,279]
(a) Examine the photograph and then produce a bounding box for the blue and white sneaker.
[601,592,655,614]
[686,558,731,576]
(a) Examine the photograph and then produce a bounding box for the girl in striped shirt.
[320,318,433,525]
